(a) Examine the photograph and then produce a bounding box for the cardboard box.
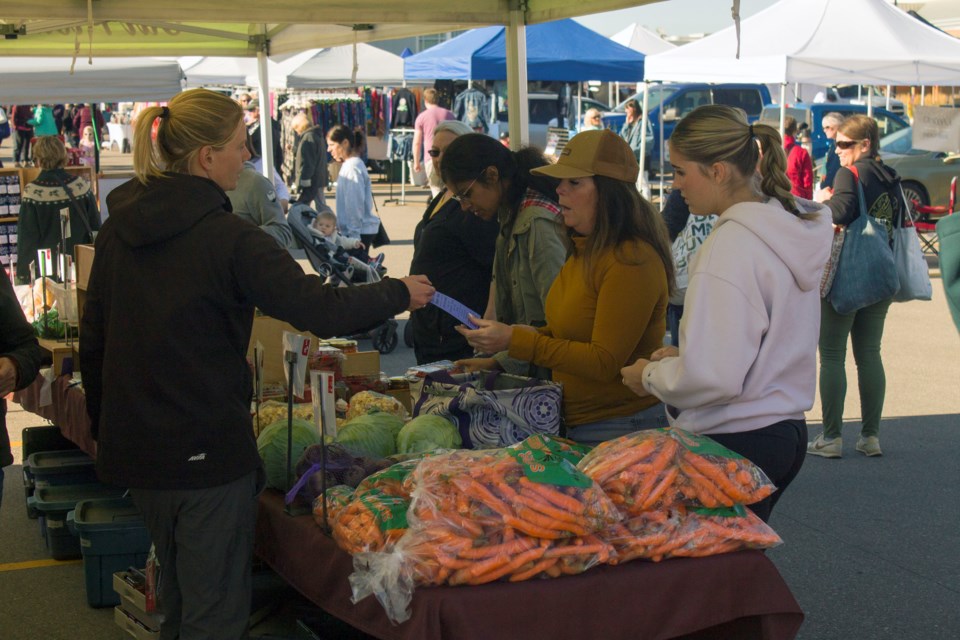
[341,350,380,377]
[247,314,318,385]
[74,244,95,291]
[38,337,74,376]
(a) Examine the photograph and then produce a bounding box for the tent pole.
[867,85,874,117]
[257,31,274,180]
[505,9,529,149]
[638,81,651,201]
[921,85,926,107]
[658,88,664,211]
[886,84,892,111]
[779,84,786,138]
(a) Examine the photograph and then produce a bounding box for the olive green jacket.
[491,201,569,378]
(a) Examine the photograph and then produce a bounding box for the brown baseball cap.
[532,129,639,183]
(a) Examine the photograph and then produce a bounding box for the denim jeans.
[666,303,683,348]
[567,403,668,447]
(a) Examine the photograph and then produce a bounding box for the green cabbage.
[257,418,321,490]
[335,413,404,459]
[396,415,461,454]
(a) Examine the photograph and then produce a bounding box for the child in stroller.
[296,205,385,284]
[287,203,398,352]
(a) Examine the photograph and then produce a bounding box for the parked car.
[602,83,772,175]
[879,127,960,209]
[487,93,611,150]
[826,85,907,116]
[758,102,909,162]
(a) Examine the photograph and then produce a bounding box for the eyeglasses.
[590,115,602,121]
[451,175,481,203]
[835,139,864,150]
[427,149,441,158]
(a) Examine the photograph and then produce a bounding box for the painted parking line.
[0,558,82,572]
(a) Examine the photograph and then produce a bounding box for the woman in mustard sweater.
[457,130,674,445]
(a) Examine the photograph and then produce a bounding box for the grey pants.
[567,403,669,447]
[129,469,262,640]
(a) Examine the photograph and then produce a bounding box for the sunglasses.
[835,139,864,150]
[452,175,481,203]
[427,149,441,158]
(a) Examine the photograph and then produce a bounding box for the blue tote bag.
[827,167,900,315]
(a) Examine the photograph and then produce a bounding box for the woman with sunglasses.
[808,114,904,459]
[409,120,500,365]
[441,133,570,378]
[456,131,674,445]
[621,105,832,521]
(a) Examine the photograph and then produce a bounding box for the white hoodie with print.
[642,197,833,435]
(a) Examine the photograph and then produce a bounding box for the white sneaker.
[856,436,882,457]
[807,434,842,458]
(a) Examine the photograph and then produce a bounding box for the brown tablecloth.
[255,490,803,640]
[13,373,96,458]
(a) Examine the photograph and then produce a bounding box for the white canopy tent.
[0,56,184,103]
[638,0,960,182]
[610,22,675,55]
[0,0,662,170]
[182,44,429,89]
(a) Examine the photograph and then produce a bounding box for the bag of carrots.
[667,506,782,558]
[601,505,781,563]
[312,484,355,529]
[348,435,620,624]
[578,428,776,513]
[670,429,776,509]
[353,457,422,500]
[331,489,410,554]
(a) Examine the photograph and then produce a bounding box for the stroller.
[287,203,399,354]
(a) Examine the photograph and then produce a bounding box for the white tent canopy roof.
[0,56,184,103]
[0,1,658,57]
[183,44,429,89]
[610,22,675,55]
[644,0,960,85]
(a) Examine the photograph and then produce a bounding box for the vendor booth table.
[256,490,804,640]
[14,374,804,640]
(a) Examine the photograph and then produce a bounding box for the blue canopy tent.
[404,19,644,82]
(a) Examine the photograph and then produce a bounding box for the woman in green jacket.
[28,105,59,137]
[440,134,570,378]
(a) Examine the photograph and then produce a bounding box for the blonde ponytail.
[670,105,814,219]
[132,89,243,185]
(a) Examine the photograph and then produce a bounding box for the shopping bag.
[670,214,717,305]
[891,186,933,302]
[411,370,562,448]
[820,225,845,298]
[827,169,900,315]
[371,221,391,248]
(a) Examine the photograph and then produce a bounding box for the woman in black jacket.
[809,114,903,459]
[80,88,434,640]
[409,120,499,364]
[16,136,100,284]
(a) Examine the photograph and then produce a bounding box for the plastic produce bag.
[312,484,355,528]
[348,435,618,624]
[602,506,781,563]
[578,428,776,513]
[332,489,410,554]
[345,390,409,421]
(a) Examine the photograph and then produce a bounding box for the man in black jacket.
[1,271,42,510]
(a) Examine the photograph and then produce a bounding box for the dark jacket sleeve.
[1,273,41,391]
[661,190,691,242]
[232,226,410,337]
[15,198,41,282]
[79,233,107,439]
[826,166,860,226]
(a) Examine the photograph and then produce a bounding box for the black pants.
[129,469,262,640]
[14,130,32,163]
[708,419,807,522]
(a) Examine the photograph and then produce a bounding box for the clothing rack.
[384,127,414,206]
